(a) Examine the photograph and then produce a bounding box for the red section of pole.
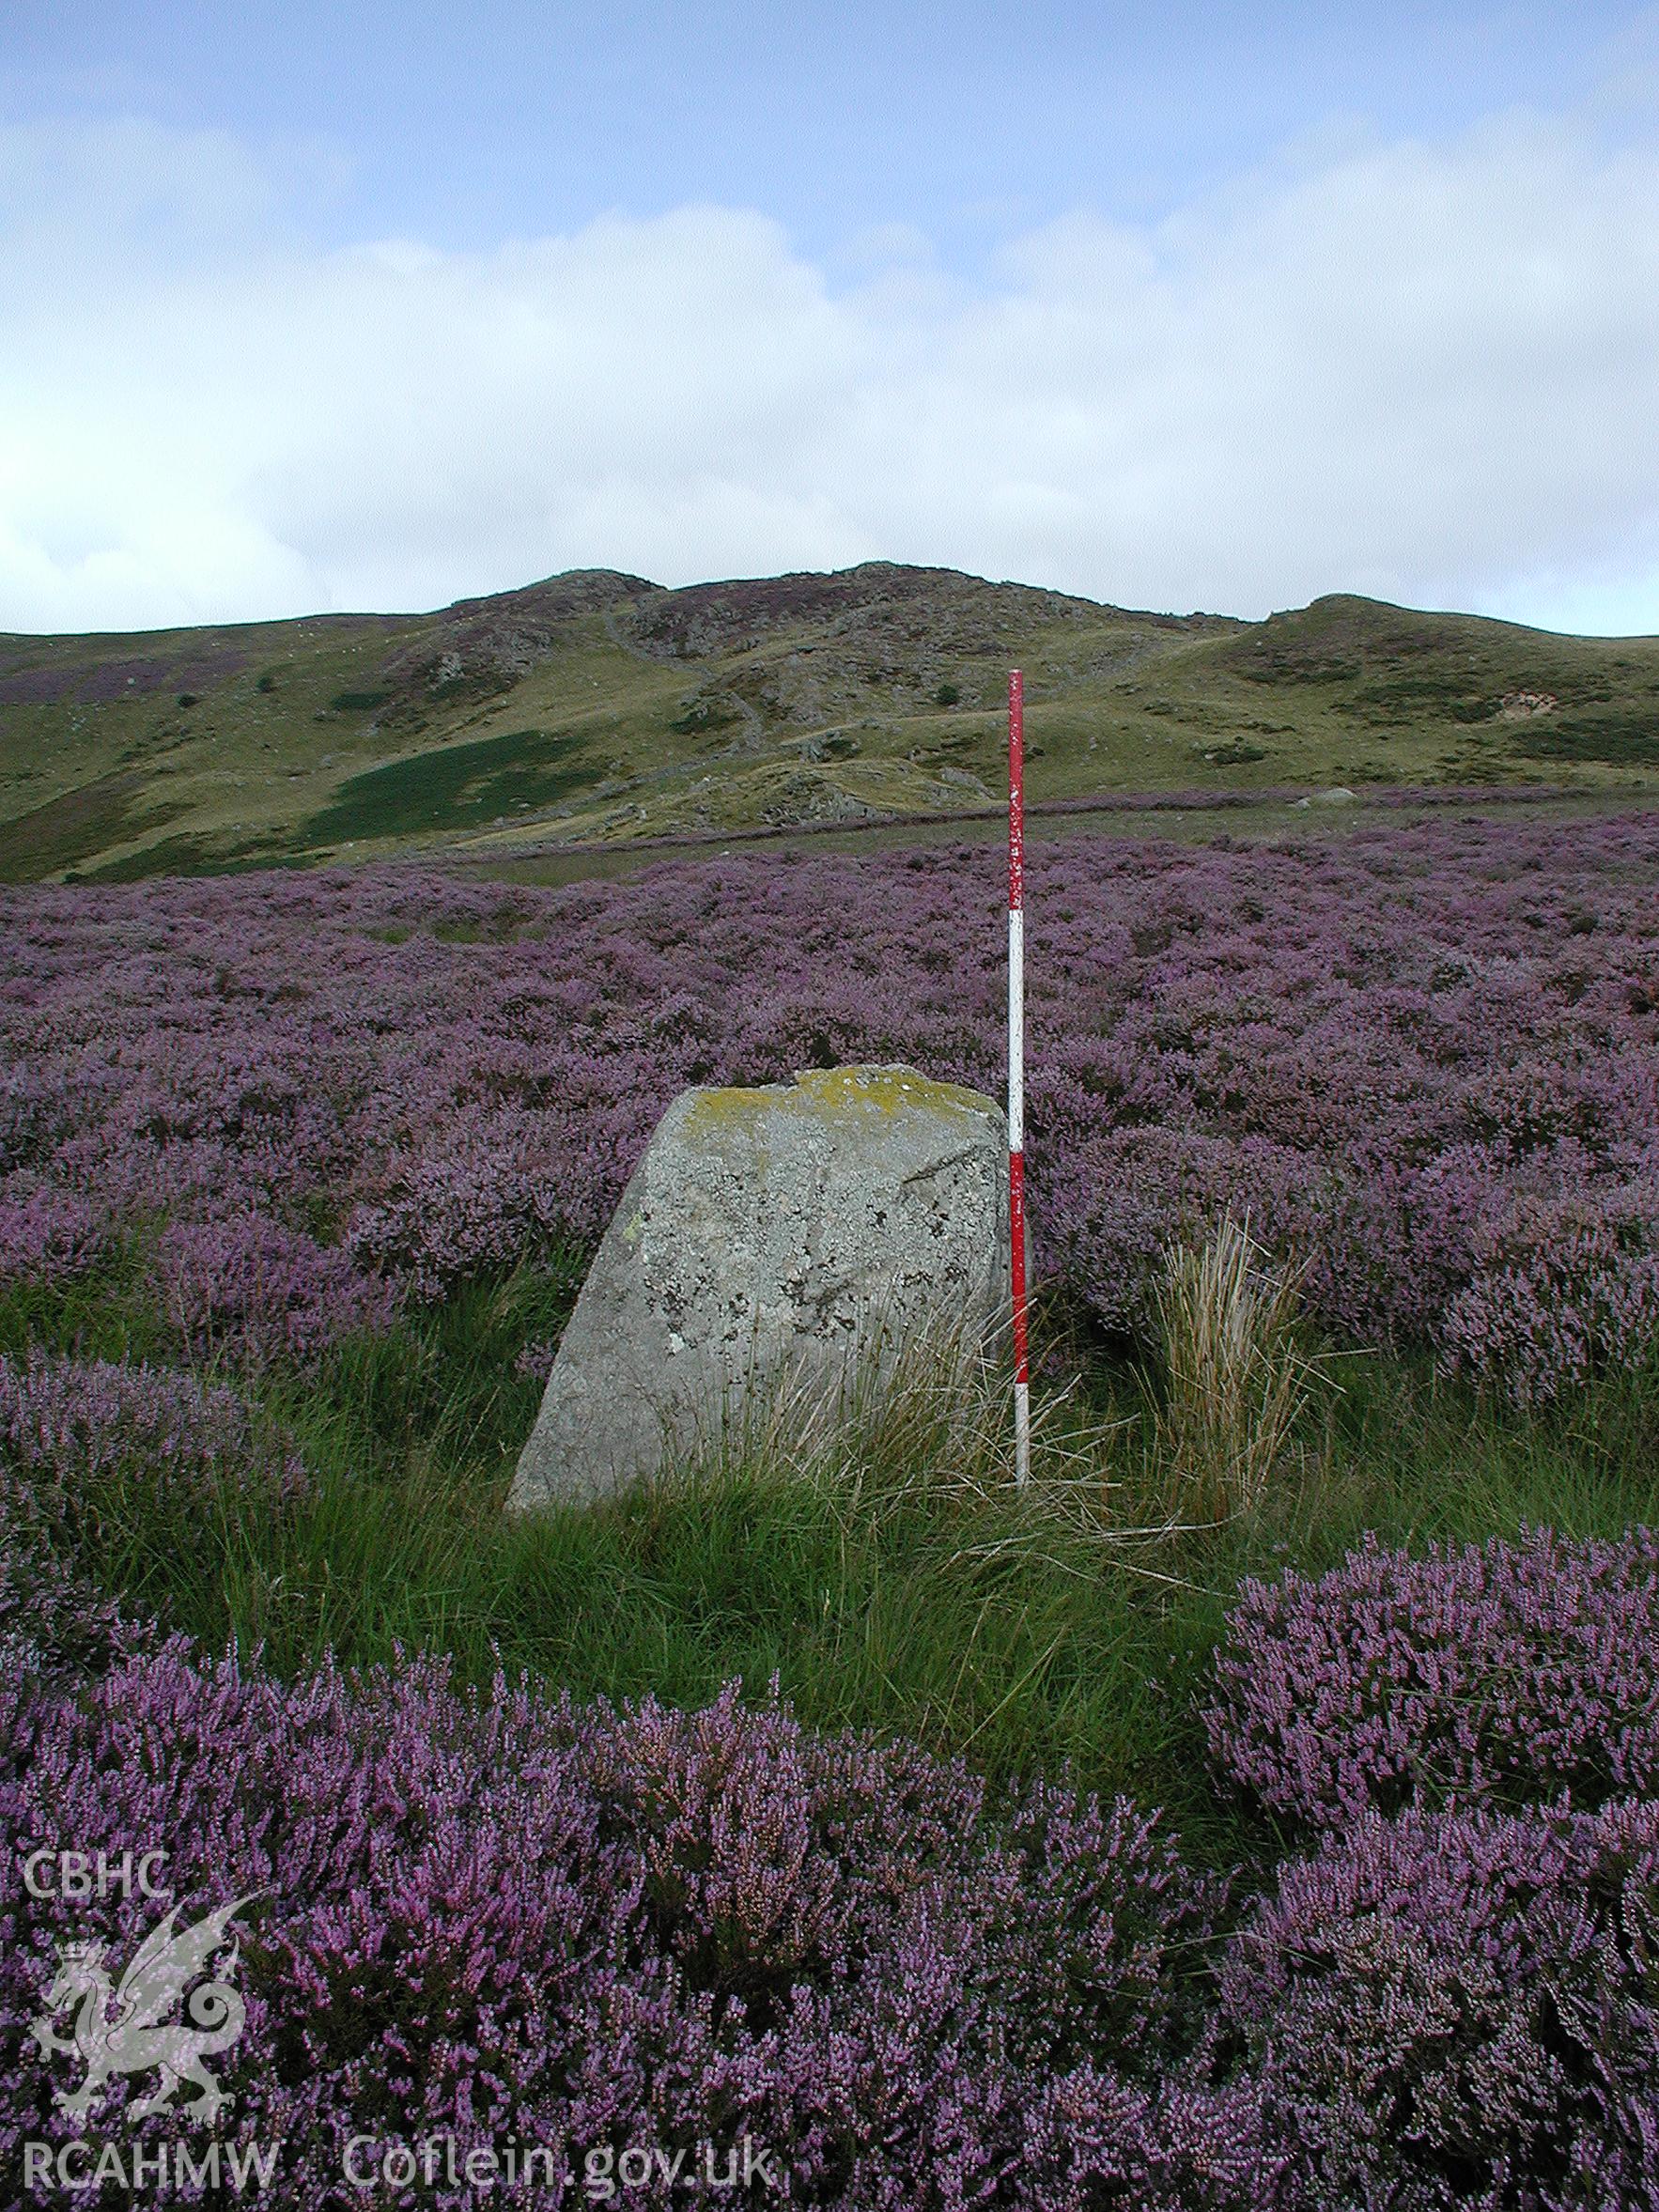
[1008,673,1031,1473]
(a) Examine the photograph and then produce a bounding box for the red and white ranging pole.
[1007,669,1031,1486]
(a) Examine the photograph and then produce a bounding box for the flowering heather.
[1439,1179,1659,1405]
[0,1656,1263,2209]
[4,1519,1659,2201]
[0,646,248,706]
[0,1521,149,1679]
[5,811,1659,1397]
[155,1215,395,1365]
[0,1182,109,1286]
[1214,1799,1659,2210]
[0,1350,306,1551]
[1203,1527,1659,1831]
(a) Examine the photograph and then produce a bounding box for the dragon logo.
[30,1895,257,2123]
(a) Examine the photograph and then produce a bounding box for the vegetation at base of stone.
[5,563,1659,880]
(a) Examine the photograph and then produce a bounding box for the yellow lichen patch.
[679,1064,993,1140]
[679,1085,788,1137]
[792,1066,991,1119]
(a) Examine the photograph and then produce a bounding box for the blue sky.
[3,3,1659,632]
[7,2,1651,262]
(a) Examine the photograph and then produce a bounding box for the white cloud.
[2,106,1658,634]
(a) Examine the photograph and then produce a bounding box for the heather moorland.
[6,810,1659,2206]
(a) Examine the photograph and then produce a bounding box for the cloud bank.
[3,106,1658,634]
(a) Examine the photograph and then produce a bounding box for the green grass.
[301,727,593,844]
[0,1228,177,1369]
[0,772,191,885]
[18,1249,1659,1882]
[1513,708,1659,765]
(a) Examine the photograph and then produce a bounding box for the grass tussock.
[1150,1213,1326,1525]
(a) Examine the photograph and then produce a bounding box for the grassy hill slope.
[3,564,1658,881]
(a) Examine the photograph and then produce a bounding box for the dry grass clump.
[1151,1213,1320,1524]
[690,1313,1112,1523]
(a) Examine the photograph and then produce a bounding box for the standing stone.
[507,1064,1013,1511]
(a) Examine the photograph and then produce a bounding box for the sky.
[3,2,1659,635]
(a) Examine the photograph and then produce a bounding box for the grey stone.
[507,1064,1012,1511]
[937,764,993,798]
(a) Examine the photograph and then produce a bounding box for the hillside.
[2,563,1657,882]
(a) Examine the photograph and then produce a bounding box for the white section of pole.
[1008,668,1031,1488]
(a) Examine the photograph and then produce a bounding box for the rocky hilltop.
[2,564,1655,881]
